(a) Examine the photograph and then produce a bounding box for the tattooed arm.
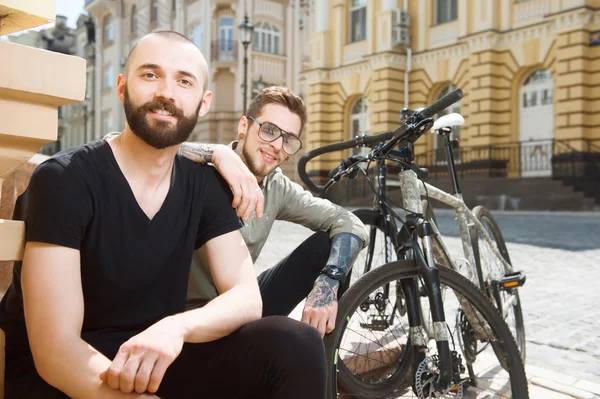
[178,142,264,221]
[178,141,217,163]
[302,233,363,337]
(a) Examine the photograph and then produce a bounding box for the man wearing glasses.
[181,86,368,337]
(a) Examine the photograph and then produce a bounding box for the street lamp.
[238,13,254,114]
[256,75,265,92]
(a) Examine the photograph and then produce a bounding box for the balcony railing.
[211,40,238,63]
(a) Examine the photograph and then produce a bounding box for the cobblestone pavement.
[253,210,600,395]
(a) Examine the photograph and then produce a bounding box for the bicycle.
[300,95,526,359]
[298,89,528,398]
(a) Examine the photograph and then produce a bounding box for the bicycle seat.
[431,113,465,133]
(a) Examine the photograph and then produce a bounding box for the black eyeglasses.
[248,116,303,156]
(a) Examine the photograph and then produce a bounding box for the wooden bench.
[1,1,86,395]
[0,158,44,398]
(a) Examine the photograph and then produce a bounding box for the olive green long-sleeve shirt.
[187,164,369,309]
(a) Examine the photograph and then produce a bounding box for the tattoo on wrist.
[307,276,338,308]
[179,142,215,164]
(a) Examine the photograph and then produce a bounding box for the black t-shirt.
[0,140,242,378]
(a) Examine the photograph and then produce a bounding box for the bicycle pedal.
[359,318,389,331]
[494,271,526,289]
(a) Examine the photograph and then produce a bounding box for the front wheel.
[470,206,526,361]
[324,260,529,398]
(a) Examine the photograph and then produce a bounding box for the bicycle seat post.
[441,129,462,195]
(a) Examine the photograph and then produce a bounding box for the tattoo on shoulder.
[179,142,215,164]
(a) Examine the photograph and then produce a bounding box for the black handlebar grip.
[360,131,394,146]
[418,88,464,119]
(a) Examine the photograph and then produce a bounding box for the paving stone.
[254,211,600,386]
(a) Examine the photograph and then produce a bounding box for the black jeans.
[258,231,350,317]
[7,233,338,398]
[6,317,326,399]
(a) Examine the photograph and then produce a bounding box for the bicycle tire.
[324,260,529,398]
[470,206,526,361]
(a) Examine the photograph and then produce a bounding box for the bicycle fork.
[398,170,460,390]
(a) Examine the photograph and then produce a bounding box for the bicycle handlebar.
[297,132,393,193]
[298,88,463,194]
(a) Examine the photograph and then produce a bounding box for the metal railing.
[310,138,600,205]
[413,138,600,180]
[210,40,238,63]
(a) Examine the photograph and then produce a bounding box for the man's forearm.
[308,233,363,307]
[35,336,157,399]
[175,282,262,343]
[324,233,363,283]
[178,142,219,163]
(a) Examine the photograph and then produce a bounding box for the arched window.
[103,15,114,43]
[350,98,369,155]
[253,22,281,55]
[131,6,138,35]
[522,69,552,107]
[150,0,159,23]
[434,84,461,162]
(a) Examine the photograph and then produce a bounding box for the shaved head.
[124,30,209,93]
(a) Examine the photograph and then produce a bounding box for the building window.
[434,84,461,162]
[103,64,114,89]
[435,0,458,24]
[252,22,281,55]
[131,6,138,35]
[191,24,202,51]
[104,15,114,43]
[151,0,159,23]
[350,98,369,155]
[219,17,234,51]
[349,0,366,43]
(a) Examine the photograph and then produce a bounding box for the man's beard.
[241,143,278,179]
[123,86,202,149]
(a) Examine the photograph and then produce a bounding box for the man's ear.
[116,75,126,104]
[197,91,213,117]
[238,116,248,140]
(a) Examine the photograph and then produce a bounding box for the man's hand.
[101,316,186,394]
[212,145,264,221]
[301,275,339,337]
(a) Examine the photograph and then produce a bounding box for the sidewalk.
[257,218,600,399]
[526,365,600,398]
[289,302,600,399]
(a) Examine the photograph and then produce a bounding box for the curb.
[526,364,600,399]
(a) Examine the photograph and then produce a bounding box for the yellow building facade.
[303,0,600,179]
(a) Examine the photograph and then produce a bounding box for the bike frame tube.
[417,181,514,274]
[375,159,396,266]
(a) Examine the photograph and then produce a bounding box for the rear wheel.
[470,206,526,361]
[324,260,529,398]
